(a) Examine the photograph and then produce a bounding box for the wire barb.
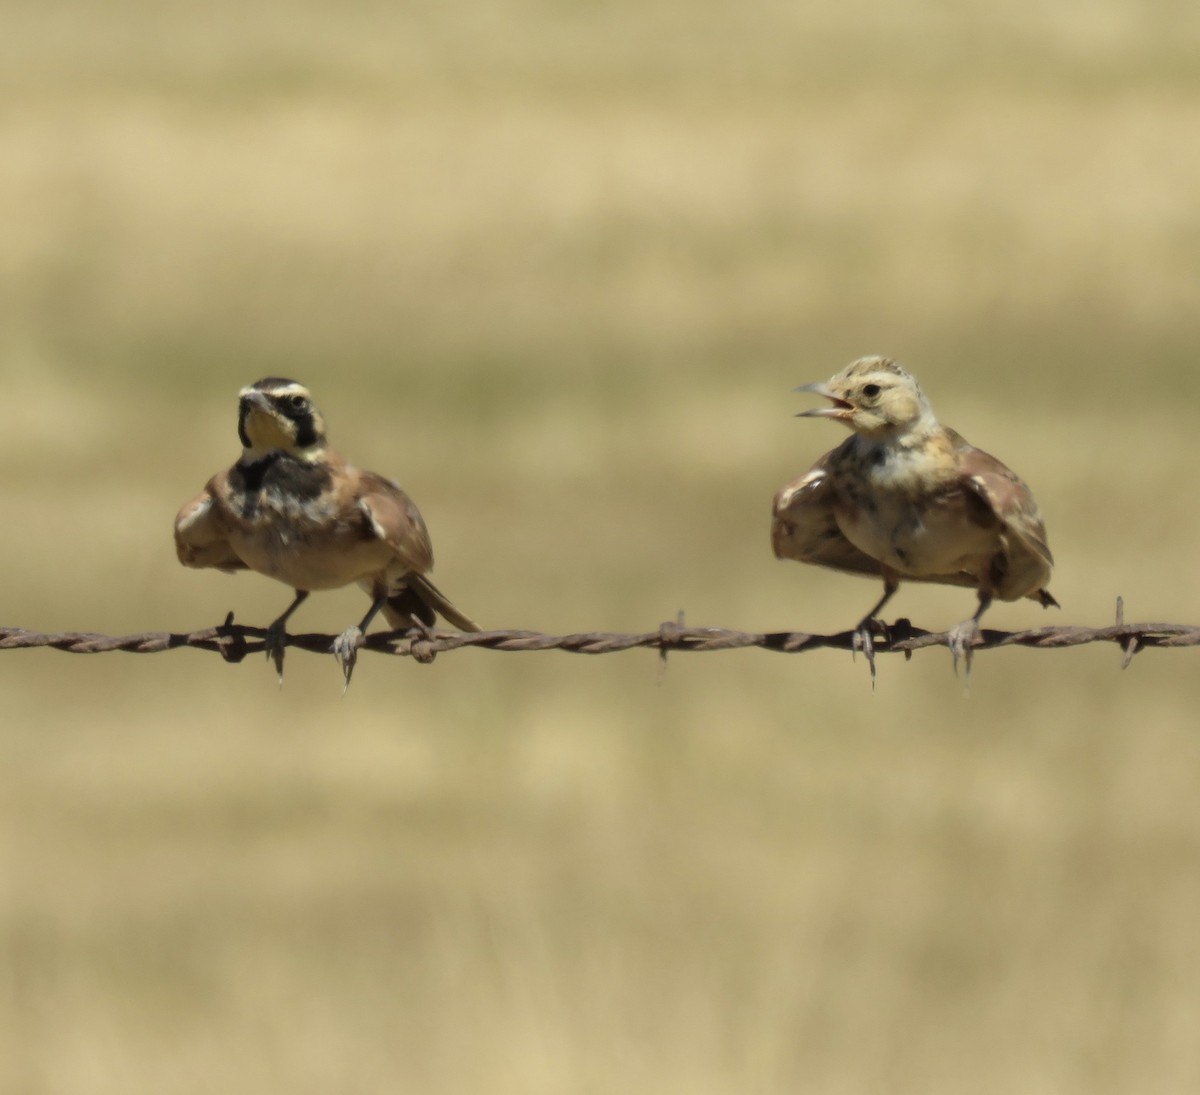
[4,603,1200,669]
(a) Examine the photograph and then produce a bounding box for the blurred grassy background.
[4,1,1200,1092]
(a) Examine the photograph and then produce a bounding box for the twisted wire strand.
[0,600,1193,668]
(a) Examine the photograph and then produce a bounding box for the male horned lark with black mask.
[175,378,479,684]
[772,356,1056,679]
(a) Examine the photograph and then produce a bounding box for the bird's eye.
[287,395,309,413]
[862,384,881,399]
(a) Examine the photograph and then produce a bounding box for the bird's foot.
[852,617,886,688]
[948,617,981,681]
[402,622,439,665]
[331,626,365,690]
[264,620,289,685]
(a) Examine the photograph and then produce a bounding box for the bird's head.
[796,356,936,439]
[237,378,327,459]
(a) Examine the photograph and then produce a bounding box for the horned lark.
[771,356,1056,678]
[175,378,480,684]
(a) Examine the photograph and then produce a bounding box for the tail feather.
[1032,588,1060,609]
[381,586,436,631]
[384,573,480,633]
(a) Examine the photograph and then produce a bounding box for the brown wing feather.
[948,431,1055,601]
[174,478,248,572]
[356,472,480,631]
[772,446,886,578]
[356,472,435,574]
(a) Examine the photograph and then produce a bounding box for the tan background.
[3,1,1200,1091]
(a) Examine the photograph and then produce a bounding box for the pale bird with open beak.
[771,356,1057,679]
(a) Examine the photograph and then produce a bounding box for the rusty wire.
[0,599,1194,670]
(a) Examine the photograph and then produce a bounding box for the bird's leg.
[332,592,388,689]
[265,590,309,683]
[949,590,993,680]
[853,576,899,687]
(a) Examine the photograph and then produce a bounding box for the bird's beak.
[794,382,854,420]
[239,390,273,414]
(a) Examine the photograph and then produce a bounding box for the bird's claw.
[331,626,365,689]
[852,617,883,688]
[948,618,981,681]
[264,621,288,684]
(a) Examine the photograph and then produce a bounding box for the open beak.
[794,382,855,420]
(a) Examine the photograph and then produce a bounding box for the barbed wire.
[1,599,1195,672]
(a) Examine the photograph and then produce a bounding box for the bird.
[771,356,1056,680]
[174,377,480,685]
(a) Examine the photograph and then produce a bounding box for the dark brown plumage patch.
[230,454,333,518]
[291,414,321,448]
[237,400,254,448]
[265,455,332,500]
[248,376,302,391]
[385,586,437,629]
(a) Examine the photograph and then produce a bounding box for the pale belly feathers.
[836,492,996,578]
[227,502,395,591]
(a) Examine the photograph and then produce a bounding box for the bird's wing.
[174,476,247,571]
[950,431,1055,599]
[356,472,435,574]
[357,472,480,631]
[771,448,886,578]
[952,437,1053,566]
